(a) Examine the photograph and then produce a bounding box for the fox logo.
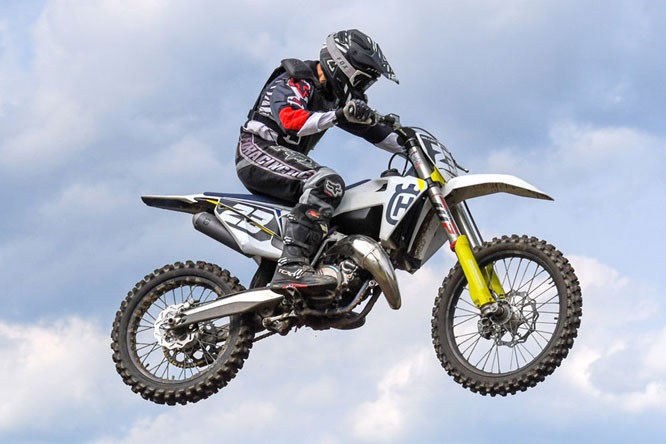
[324,179,343,198]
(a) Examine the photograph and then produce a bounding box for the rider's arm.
[270,77,337,137]
[338,122,402,153]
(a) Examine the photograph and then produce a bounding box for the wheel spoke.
[462,335,482,360]
[456,332,481,348]
[454,306,479,316]
[511,344,520,370]
[476,344,495,371]
[459,296,478,310]
[535,293,559,310]
[198,340,217,365]
[139,343,161,364]
[500,258,512,289]
[534,329,552,344]
[515,342,529,364]
[201,288,216,302]
[510,258,524,291]
[155,296,168,310]
[515,260,532,293]
[529,331,546,349]
[494,343,501,373]
[453,313,478,328]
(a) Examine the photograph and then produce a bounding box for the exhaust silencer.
[192,212,246,256]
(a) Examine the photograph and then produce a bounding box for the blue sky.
[1,1,665,442]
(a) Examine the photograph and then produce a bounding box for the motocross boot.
[270,206,337,294]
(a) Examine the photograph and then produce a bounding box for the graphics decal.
[386,183,420,225]
[238,137,313,179]
[217,202,278,241]
[419,134,457,179]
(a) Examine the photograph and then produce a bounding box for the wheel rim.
[128,277,235,383]
[448,251,563,376]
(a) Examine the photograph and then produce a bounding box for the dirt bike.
[111,112,582,405]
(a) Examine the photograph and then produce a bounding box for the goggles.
[349,70,378,92]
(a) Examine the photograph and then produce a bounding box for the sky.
[1,0,665,442]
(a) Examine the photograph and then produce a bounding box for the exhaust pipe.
[192,212,247,256]
[324,235,401,309]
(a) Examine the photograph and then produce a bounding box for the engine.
[315,233,402,310]
[314,259,369,309]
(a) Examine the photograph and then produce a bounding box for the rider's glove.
[336,99,377,126]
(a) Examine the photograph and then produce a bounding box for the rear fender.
[141,194,215,214]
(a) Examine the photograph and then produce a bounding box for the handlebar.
[375,112,401,130]
[374,111,417,146]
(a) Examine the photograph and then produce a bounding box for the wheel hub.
[153,302,197,350]
[477,291,539,346]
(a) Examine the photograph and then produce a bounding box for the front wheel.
[431,235,582,396]
[111,261,254,405]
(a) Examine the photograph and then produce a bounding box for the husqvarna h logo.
[386,183,419,225]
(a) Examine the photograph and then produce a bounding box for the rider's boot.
[270,206,337,294]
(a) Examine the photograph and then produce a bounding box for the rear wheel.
[111,261,254,405]
[431,235,582,396]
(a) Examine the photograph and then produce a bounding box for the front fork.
[407,143,504,313]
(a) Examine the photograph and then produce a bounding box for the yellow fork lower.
[453,235,508,310]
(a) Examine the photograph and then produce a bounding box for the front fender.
[442,174,553,205]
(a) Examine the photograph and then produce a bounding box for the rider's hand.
[336,99,377,126]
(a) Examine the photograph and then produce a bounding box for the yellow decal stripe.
[205,199,278,238]
[430,167,446,184]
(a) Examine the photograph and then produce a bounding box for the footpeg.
[262,313,296,336]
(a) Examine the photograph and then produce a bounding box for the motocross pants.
[235,131,345,265]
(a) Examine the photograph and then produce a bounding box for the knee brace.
[299,167,345,217]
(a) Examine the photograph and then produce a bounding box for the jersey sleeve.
[337,121,402,153]
[270,77,336,137]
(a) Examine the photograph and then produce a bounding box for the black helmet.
[319,29,398,102]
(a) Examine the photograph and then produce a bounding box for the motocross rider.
[236,29,401,293]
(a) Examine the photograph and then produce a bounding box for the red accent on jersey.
[279,107,312,131]
[288,78,311,98]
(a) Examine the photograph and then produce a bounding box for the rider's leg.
[235,132,344,291]
[270,167,345,292]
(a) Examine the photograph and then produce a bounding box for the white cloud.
[0,90,97,169]
[350,348,434,443]
[548,122,663,171]
[135,136,228,181]
[0,317,124,432]
[0,0,279,175]
[643,327,666,375]
[486,121,665,186]
[93,400,278,444]
[37,181,132,220]
[556,255,666,413]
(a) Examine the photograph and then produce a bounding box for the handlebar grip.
[377,114,395,126]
